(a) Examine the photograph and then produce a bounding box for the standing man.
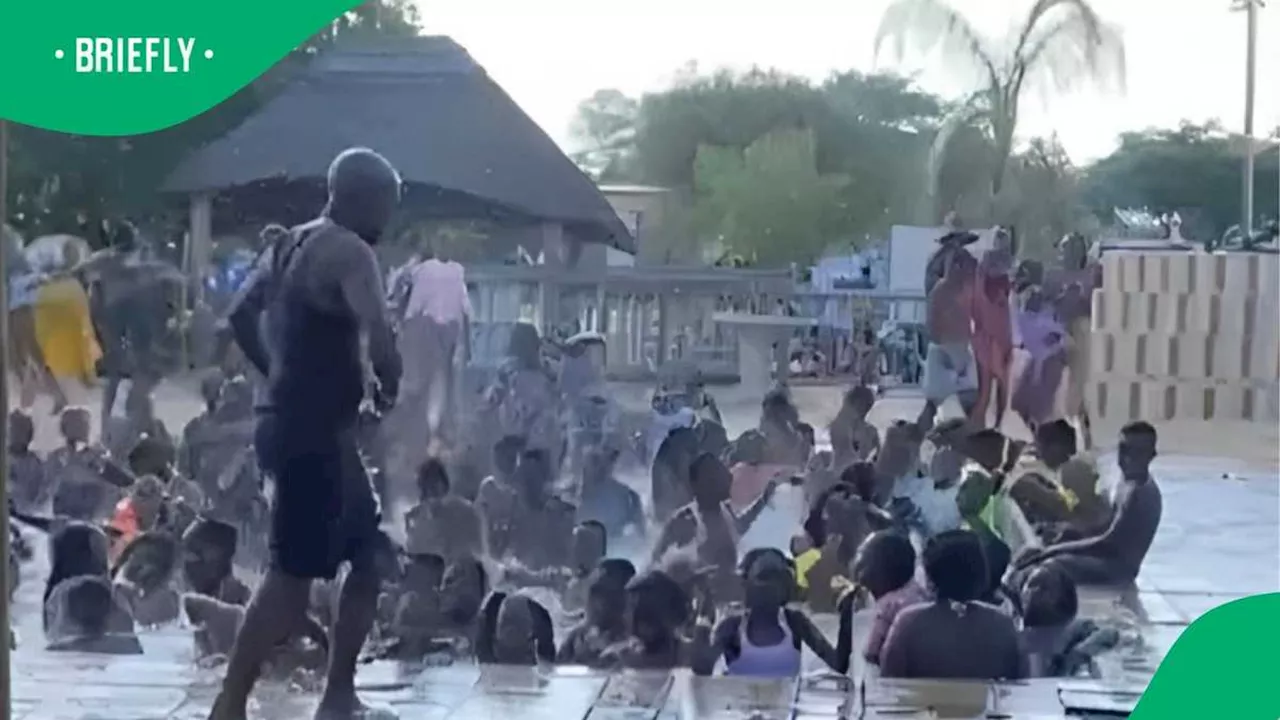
[921,246,980,428]
[400,241,471,452]
[212,148,402,720]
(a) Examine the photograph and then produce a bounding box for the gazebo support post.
[188,192,213,309]
[538,221,564,333]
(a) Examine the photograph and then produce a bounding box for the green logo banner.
[0,0,360,134]
[1131,592,1280,719]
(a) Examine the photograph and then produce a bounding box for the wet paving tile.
[1163,592,1254,622]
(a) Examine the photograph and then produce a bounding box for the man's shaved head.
[325,147,402,244]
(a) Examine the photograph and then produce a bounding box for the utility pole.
[0,116,12,720]
[1232,0,1265,238]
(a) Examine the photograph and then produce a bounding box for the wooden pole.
[0,116,14,720]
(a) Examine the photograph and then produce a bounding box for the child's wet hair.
[689,451,727,485]
[64,575,115,635]
[128,435,176,475]
[1120,420,1158,445]
[922,529,988,603]
[1034,420,1077,453]
[8,409,34,439]
[963,429,1009,465]
[1021,562,1079,626]
[858,531,916,595]
[591,558,637,590]
[625,569,689,627]
[844,385,876,410]
[476,592,556,664]
[417,457,450,493]
[739,547,794,576]
[838,462,878,502]
[111,531,179,584]
[58,405,91,434]
[45,523,111,624]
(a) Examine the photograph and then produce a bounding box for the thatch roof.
[164,37,633,252]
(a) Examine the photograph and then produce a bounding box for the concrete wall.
[1090,250,1280,423]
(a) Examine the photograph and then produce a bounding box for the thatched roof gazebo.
[165,36,633,301]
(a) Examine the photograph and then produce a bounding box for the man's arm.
[335,237,402,406]
[1029,495,1124,564]
[226,249,274,377]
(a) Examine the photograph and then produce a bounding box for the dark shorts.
[255,414,382,580]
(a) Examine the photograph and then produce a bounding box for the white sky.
[415,0,1279,165]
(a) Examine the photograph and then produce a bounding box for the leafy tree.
[999,135,1091,258]
[690,129,852,267]
[568,68,953,259]
[568,89,639,181]
[876,0,1125,223]
[1080,120,1280,241]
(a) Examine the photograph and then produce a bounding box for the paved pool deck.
[7,380,1278,718]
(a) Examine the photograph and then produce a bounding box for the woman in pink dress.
[970,232,1015,428]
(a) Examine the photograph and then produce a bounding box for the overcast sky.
[416,0,1278,164]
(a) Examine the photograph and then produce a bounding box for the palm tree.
[875,0,1125,222]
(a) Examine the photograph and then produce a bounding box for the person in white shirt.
[400,246,471,447]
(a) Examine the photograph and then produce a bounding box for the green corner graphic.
[1130,592,1280,719]
[0,0,361,134]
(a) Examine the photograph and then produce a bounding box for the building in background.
[588,183,674,267]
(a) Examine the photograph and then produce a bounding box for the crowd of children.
[5,324,1158,691]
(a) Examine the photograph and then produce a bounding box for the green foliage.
[569,89,639,181]
[570,69,950,265]
[691,129,851,268]
[3,0,420,244]
[1080,121,1280,241]
[875,0,1125,221]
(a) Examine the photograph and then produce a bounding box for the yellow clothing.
[794,548,821,590]
[35,278,100,381]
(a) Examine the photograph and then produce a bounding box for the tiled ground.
[7,381,1277,718]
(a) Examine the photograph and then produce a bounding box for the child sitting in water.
[112,530,182,626]
[476,592,556,665]
[7,409,47,512]
[853,531,929,665]
[476,435,526,558]
[599,569,700,670]
[180,518,250,605]
[48,406,133,521]
[500,520,607,615]
[404,458,485,562]
[370,553,450,662]
[1019,563,1119,677]
[42,522,141,653]
[693,548,855,677]
[46,575,143,655]
[557,559,637,667]
[577,447,646,543]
